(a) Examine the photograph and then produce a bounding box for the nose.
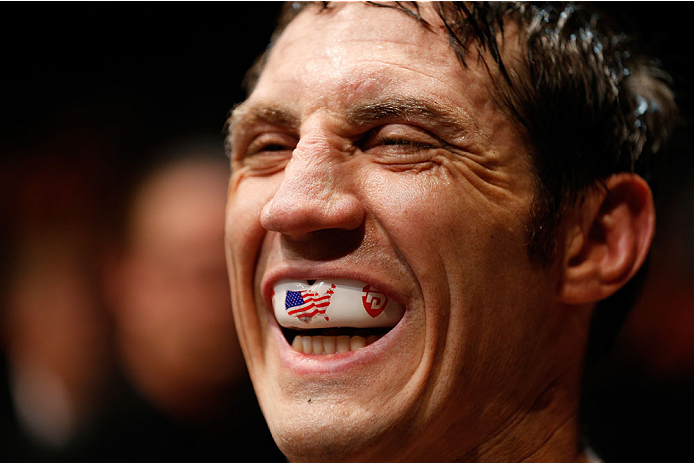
[260,139,364,241]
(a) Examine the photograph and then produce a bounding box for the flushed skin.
[225,3,653,462]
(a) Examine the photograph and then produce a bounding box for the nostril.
[281,225,365,261]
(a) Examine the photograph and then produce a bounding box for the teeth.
[290,334,381,355]
[301,336,312,354]
[350,336,366,351]
[323,336,335,354]
[291,335,303,352]
[336,335,350,354]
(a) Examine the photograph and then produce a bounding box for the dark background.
[1,2,281,171]
[1,2,692,462]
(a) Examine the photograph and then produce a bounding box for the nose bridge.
[260,119,363,237]
[287,127,339,199]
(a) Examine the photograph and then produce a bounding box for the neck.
[472,365,589,463]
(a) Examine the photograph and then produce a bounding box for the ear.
[558,173,655,305]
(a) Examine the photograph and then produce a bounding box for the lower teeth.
[291,334,381,355]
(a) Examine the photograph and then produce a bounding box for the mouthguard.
[272,279,404,329]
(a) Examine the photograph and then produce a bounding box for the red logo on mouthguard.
[362,285,388,318]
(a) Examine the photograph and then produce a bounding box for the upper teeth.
[272,279,404,329]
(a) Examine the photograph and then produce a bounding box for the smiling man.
[224,2,676,462]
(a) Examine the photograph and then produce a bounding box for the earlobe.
[558,173,655,305]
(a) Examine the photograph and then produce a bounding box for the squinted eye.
[360,125,442,160]
[235,132,297,174]
[381,138,436,150]
[254,143,290,153]
[246,133,297,157]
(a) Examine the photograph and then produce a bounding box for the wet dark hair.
[242,1,678,365]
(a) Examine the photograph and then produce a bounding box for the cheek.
[356,167,552,440]
[361,163,545,356]
[225,176,281,366]
[362,164,530,266]
[225,175,279,265]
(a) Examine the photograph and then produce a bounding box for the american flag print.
[285,284,336,322]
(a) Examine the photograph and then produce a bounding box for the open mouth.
[272,279,404,355]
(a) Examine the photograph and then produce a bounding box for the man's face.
[226,4,568,461]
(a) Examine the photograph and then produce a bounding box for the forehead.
[249,3,491,115]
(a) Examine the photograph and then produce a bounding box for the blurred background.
[1,3,286,462]
[0,2,692,462]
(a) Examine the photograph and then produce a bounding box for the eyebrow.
[228,102,300,136]
[345,96,474,134]
[228,96,478,142]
